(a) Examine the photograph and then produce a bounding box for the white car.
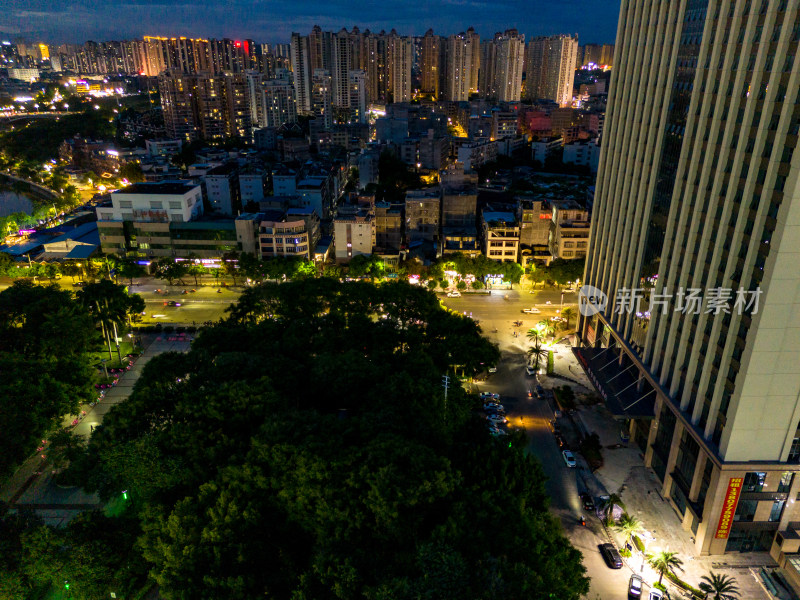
[522,307,541,314]
[446,291,461,298]
[562,450,577,467]
[647,589,663,600]
[487,414,508,425]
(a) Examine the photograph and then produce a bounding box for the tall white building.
[290,33,312,114]
[311,69,333,129]
[525,34,578,106]
[260,79,297,127]
[391,36,413,103]
[445,32,477,101]
[494,29,525,102]
[331,28,353,109]
[581,0,800,558]
[348,70,367,123]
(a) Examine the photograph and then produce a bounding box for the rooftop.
[113,181,199,196]
[206,162,239,177]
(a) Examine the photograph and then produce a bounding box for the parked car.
[599,543,623,569]
[73,281,86,287]
[647,589,663,600]
[580,493,595,511]
[446,291,461,298]
[562,450,577,467]
[628,574,643,598]
[487,414,508,425]
[554,434,565,448]
[480,392,500,400]
[522,307,541,314]
[488,366,497,373]
[525,365,536,376]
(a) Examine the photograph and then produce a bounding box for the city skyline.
[3,0,621,46]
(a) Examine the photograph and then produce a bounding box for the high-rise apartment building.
[311,69,333,129]
[390,35,413,103]
[158,71,199,141]
[348,70,367,123]
[445,31,477,101]
[493,29,525,102]
[420,29,442,98]
[290,33,312,114]
[525,34,578,106]
[466,27,480,95]
[478,38,497,98]
[580,0,800,557]
[159,71,252,141]
[260,79,298,127]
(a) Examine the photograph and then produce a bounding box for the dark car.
[166,300,181,307]
[628,574,643,598]
[599,543,623,569]
[580,493,595,511]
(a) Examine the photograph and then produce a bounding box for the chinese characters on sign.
[714,477,743,539]
[613,287,762,316]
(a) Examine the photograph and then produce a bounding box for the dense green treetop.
[52,280,591,599]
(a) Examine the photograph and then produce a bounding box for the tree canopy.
[0,281,97,477]
[48,279,590,599]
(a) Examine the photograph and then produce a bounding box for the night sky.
[3,0,620,45]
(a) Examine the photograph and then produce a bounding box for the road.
[130,283,241,325]
[443,287,634,600]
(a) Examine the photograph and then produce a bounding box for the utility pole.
[442,375,450,421]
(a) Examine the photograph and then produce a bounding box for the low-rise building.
[333,211,374,262]
[456,138,497,172]
[531,136,562,164]
[258,208,321,260]
[442,229,480,257]
[482,210,519,263]
[96,181,203,224]
[145,138,183,157]
[549,199,590,259]
[239,168,268,205]
[517,196,552,247]
[374,202,403,252]
[563,139,601,172]
[205,163,241,216]
[405,188,441,244]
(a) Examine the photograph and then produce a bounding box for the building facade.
[580,0,800,557]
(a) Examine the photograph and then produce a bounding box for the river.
[0,191,34,218]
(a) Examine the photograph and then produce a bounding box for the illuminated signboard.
[714,477,743,539]
[539,213,552,219]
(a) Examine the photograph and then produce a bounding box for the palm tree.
[527,341,548,371]
[526,328,542,344]
[561,307,576,329]
[647,549,683,585]
[536,319,555,340]
[613,513,643,547]
[601,492,627,522]
[699,572,740,600]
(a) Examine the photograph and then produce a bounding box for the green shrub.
[665,571,705,598]
[653,582,667,592]
[619,548,631,558]
[547,350,554,375]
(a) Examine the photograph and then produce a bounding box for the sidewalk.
[577,400,775,599]
[0,333,193,525]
